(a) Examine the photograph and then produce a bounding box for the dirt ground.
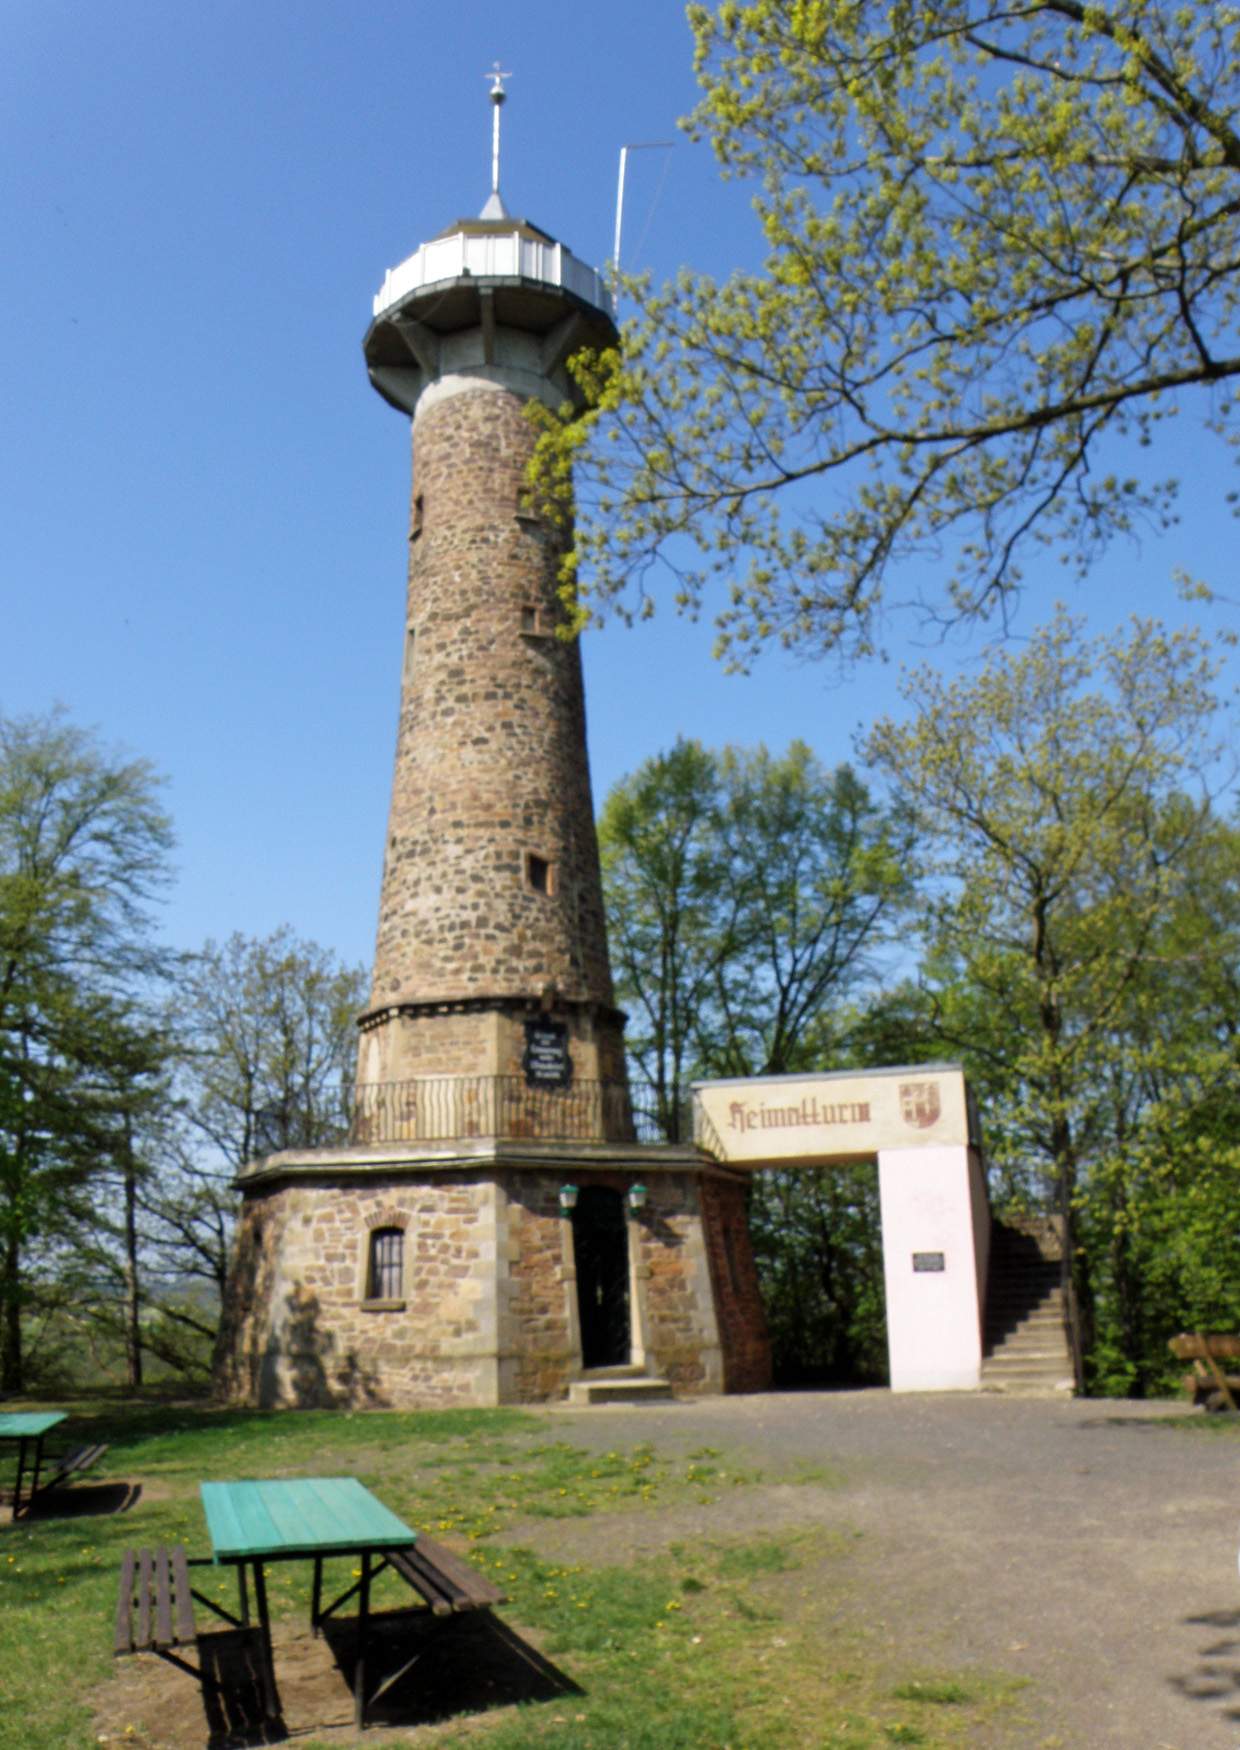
[96,1391,1240,1749]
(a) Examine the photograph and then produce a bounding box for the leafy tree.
[1075,808,1240,1392]
[709,744,914,1075]
[599,740,741,1139]
[864,608,1229,1384]
[600,739,911,1133]
[533,0,1240,666]
[749,1164,888,1386]
[141,928,367,1342]
[0,709,174,1390]
[601,740,911,1381]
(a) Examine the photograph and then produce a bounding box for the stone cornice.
[357,992,628,1034]
[234,1136,742,1193]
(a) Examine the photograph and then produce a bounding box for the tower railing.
[372,228,614,321]
[349,1076,680,1147]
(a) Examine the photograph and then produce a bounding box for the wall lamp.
[627,1183,649,1213]
[558,1184,579,1213]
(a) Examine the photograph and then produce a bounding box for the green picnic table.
[199,1476,418,1731]
[0,1412,66,1519]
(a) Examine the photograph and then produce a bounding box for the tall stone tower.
[214,87,771,1411]
[355,111,627,1126]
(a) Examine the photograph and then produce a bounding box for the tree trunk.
[123,1127,143,1389]
[0,1225,22,1393]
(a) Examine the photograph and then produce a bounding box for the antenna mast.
[613,140,675,273]
[486,63,512,203]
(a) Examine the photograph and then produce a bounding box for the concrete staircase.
[566,1365,675,1406]
[981,1218,1075,1396]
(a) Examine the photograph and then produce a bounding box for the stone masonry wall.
[697,1173,773,1392]
[215,1163,740,1409]
[357,1002,630,1110]
[215,1176,499,1409]
[368,385,616,1018]
[498,1171,577,1402]
[635,1174,725,1394]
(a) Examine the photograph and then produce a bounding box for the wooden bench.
[115,1544,269,1736]
[382,1534,509,1615]
[310,1534,508,1717]
[43,1441,108,1493]
[312,1532,507,1629]
[115,1545,202,1678]
[1168,1334,1240,1410]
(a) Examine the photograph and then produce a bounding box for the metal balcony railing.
[348,1076,685,1147]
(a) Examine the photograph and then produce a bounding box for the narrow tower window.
[521,605,551,638]
[404,626,416,680]
[367,1227,405,1301]
[410,494,424,541]
[526,853,556,895]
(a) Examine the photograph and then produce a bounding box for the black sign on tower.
[523,1018,572,1088]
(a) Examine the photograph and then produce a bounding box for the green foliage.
[600,739,912,1137]
[134,927,368,1345]
[750,1164,888,1385]
[864,608,1236,1388]
[600,739,905,1380]
[0,708,175,1391]
[531,0,1240,665]
[174,926,367,1170]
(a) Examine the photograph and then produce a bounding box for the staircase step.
[567,1375,675,1406]
[984,1216,1075,1392]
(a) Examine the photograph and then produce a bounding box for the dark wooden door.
[572,1186,630,1368]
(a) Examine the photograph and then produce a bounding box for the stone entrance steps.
[981,1218,1075,1396]
[567,1365,675,1406]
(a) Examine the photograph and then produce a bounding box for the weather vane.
[485,63,512,202]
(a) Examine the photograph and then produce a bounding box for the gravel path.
[508,1391,1240,1749]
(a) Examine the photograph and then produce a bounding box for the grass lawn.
[1,1395,1031,1749]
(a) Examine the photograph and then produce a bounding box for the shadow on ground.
[20,1480,141,1519]
[320,1608,582,1729]
[1169,1608,1240,1723]
[103,1608,581,1749]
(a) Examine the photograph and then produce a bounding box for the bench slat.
[116,1545,200,1657]
[154,1546,173,1648]
[412,1534,507,1605]
[385,1535,507,1614]
[386,1548,455,1614]
[114,1549,137,1655]
[172,1545,196,1645]
[43,1442,108,1492]
[137,1549,154,1651]
[1169,1334,1240,1361]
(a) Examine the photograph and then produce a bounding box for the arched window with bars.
[365,1225,405,1303]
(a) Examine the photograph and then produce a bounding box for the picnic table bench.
[115,1485,507,1732]
[319,1531,507,1621]
[0,1412,109,1518]
[1168,1333,1240,1410]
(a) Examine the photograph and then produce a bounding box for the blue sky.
[4,1,1235,975]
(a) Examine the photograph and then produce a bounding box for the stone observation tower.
[355,70,627,1130]
[215,79,770,1410]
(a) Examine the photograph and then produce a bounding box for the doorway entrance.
[572,1185,631,1368]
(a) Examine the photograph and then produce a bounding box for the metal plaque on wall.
[912,1251,946,1273]
[523,1018,572,1089]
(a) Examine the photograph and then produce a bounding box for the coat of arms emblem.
[899,1081,941,1129]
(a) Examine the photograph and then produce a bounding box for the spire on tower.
[481,63,512,221]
